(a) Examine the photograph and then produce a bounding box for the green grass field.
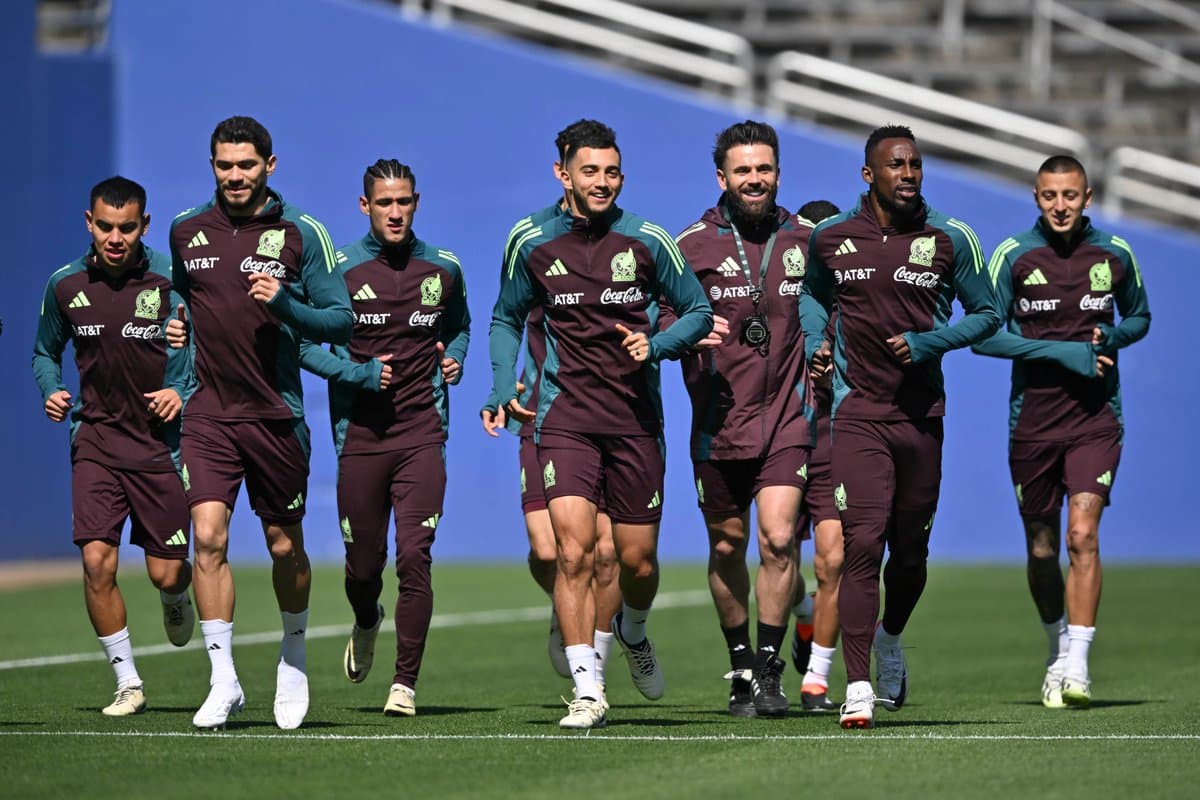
[2,563,1198,799]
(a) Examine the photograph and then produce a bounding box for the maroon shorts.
[181,416,311,524]
[832,417,943,523]
[693,445,809,517]
[519,434,547,513]
[536,429,664,524]
[72,459,190,559]
[1009,431,1122,518]
[797,414,836,537]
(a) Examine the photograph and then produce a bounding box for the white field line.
[1,731,1197,742]
[0,589,713,671]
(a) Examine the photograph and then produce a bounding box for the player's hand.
[505,397,535,424]
[1092,326,1105,346]
[374,353,393,391]
[247,271,282,304]
[143,388,182,422]
[615,323,650,362]
[810,340,832,382]
[694,314,729,350]
[44,390,72,423]
[1095,354,1114,378]
[886,333,913,365]
[481,407,508,437]
[437,342,461,384]
[165,304,189,349]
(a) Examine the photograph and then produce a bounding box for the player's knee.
[147,558,189,591]
[814,549,844,585]
[1065,524,1099,557]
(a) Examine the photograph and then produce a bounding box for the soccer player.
[33,176,196,716]
[790,198,843,713]
[672,120,816,717]
[972,155,1150,708]
[169,116,353,730]
[800,125,1001,729]
[300,159,469,717]
[486,119,712,729]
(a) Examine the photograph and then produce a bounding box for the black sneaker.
[723,669,756,718]
[800,685,837,712]
[751,654,789,717]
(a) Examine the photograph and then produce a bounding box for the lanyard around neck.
[724,206,778,297]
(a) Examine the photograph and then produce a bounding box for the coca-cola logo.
[1079,293,1113,311]
[893,267,940,288]
[240,257,288,278]
[777,281,802,297]
[122,322,163,339]
[600,287,645,305]
[409,310,442,327]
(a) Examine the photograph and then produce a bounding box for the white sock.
[159,589,187,605]
[593,630,615,682]
[98,627,141,688]
[804,643,837,688]
[280,610,308,671]
[1065,624,1095,680]
[200,619,238,685]
[793,593,814,620]
[1043,616,1068,667]
[565,644,600,700]
[619,603,650,646]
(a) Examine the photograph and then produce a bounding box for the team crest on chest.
[611,248,637,282]
[133,288,161,320]
[783,245,806,277]
[257,229,286,259]
[1089,260,1112,292]
[908,236,935,268]
[420,275,443,306]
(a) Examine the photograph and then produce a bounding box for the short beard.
[872,185,921,223]
[221,182,268,216]
[725,190,776,231]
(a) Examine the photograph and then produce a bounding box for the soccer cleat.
[800,683,838,712]
[596,681,610,713]
[559,695,607,729]
[162,593,195,647]
[839,681,875,729]
[722,669,756,718]
[101,683,146,717]
[547,610,570,678]
[751,654,789,717]
[873,623,908,711]
[611,613,664,700]
[1041,666,1066,709]
[273,661,309,730]
[1061,675,1091,708]
[791,593,815,675]
[192,681,245,729]
[344,604,385,683]
[384,683,416,717]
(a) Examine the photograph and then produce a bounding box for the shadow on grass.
[348,705,501,716]
[1009,699,1151,709]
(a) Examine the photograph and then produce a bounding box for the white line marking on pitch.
[0,590,712,671]
[1,731,1196,742]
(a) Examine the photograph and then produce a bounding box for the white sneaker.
[596,681,609,713]
[101,683,146,717]
[273,661,309,730]
[873,623,908,711]
[839,680,875,730]
[1042,663,1066,709]
[1062,674,1091,708]
[384,683,416,717]
[611,613,664,700]
[548,610,571,678]
[162,593,195,647]
[344,604,384,683]
[559,695,607,729]
[193,681,245,729]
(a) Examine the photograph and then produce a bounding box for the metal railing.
[1105,146,1200,221]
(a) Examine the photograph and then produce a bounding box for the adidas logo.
[166,530,187,547]
[834,239,858,257]
[287,493,304,511]
[646,491,661,510]
[208,643,221,651]
[1096,470,1113,487]
[573,664,587,674]
[341,517,353,543]
[797,464,808,480]
[1024,269,1048,286]
[353,284,377,301]
[545,258,569,277]
[110,657,124,665]
[68,291,91,309]
[291,629,305,636]
[187,231,209,249]
[421,514,440,529]
[716,257,741,277]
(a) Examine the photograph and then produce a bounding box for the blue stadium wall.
[3,0,1196,564]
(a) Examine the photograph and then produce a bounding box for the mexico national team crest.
[257,229,286,259]
[783,245,806,277]
[420,275,443,306]
[908,236,935,268]
[611,248,637,282]
[134,288,161,320]
[1089,260,1112,292]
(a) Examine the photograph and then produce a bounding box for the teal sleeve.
[267,217,353,344]
[163,285,196,396]
[799,233,833,363]
[647,236,712,361]
[169,224,191,307]
[906,226,1001,363]
[441,266,471,383]
[487,250,535,413]
[32,276,69,401]
[1097,249,1150,352]
[299,339,382,390]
